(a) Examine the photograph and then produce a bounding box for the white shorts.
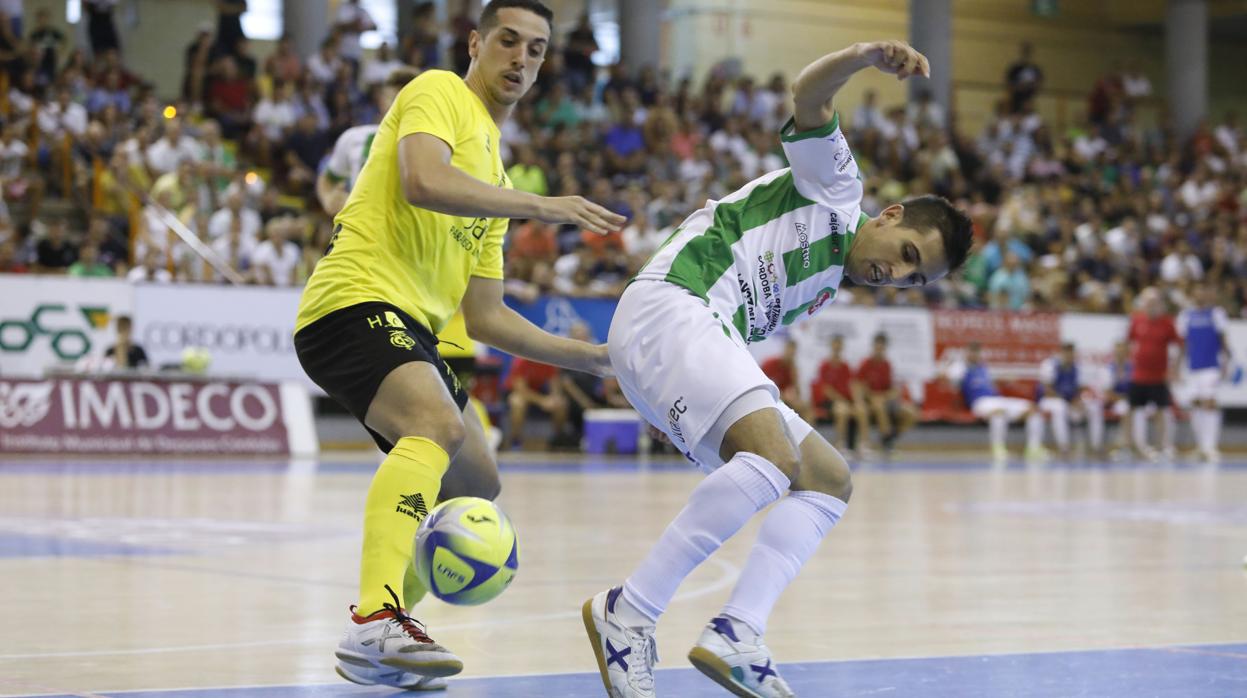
[608,281,812,471]
[970,396,1033,422]
[1186,368,1220,401]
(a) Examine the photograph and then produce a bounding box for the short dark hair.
[874,332,888,344]
[900,194,974,274]
[479,0,554,35]
[385,67,420,89]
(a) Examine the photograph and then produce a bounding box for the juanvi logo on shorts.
[667,397,688,446]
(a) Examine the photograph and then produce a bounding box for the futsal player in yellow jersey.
[293,0,625,689]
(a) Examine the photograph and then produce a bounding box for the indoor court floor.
[1,451,1245,697]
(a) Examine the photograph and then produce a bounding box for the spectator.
[852,88,884,131]
[29,8,65,85]
[212,0,247,61]
[1159,239,1203,284]
[209,216,255,282]
[853,333,917,453]
[282,113,330,191]
[604,111,646,175]
[37,86,89,140]
[563,13,598,92]
[251,216,301,287]
[334,0,377,72]
[126,247,174,283]
[1004,41,1043,113]
[945,342,1050,461]
[307,36,344,86]
[146,118,201,177]
[253,80,299,143]
[208,189,262,246]
[557,322,608,445]
[361,41,410,88]
[207,56,254,139]
[102,315,148,370]
[264,34,304,86]
[504,357,568,450]
[813,335,866,453]
[84,0,121,57]
[761,339,814,424]
[68,242,114,277]
[0,238,27,273]
[34,219,77,273]
[507,144,548,196]
[988,251,1031,310]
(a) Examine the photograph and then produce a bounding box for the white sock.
[618,451,789,627]
[989,415,1006,449]
[1025,412,1043,450]
[1162,410,1176,451]
[1049,403,1070,450]
[1085,399,1105,451]
[1133,410,1149,450]
[1209,409,1222,452]
[1191,409,1209,452]
[721,490,846,637]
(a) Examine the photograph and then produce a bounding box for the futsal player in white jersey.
[1176,284,1231,463]
[583,41,974,698]
[316,68,419,216]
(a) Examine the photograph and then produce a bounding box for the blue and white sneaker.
[582,586,658,697]
[687,616,795,698]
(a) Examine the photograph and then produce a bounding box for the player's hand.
[539,196,627,235]
[860,40,930,80]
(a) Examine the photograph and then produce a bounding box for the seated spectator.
[264,34,304,85]
[68,242,114,277]
[508,218,558,281]
[146,118,201,178]
[33,219,77,273]
[504,357,568,450]
[945,342,1052,462]
[209,219,255,283]
[306,35,343,86]
[37,85,89,142]
[251,216,301,287]
[853,333,917,454]
[556,323,606,446]
[126,247,174,283]
[0,121,45,220]
[102,315,148,370]
[361,41,410,88]
[812,334,866,453]
[282,113,330,191]
[761,339,814,424]
[0,238,27,273]
[207,56,254,139]
[208,189,262,246]
[507,144,548,196]
[86,68,132,115]
[988,251,1030,310]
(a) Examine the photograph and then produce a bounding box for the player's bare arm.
[461,275,611,377]
[792,40,930,131]
[316,170,349,217]
[398,133,625,235]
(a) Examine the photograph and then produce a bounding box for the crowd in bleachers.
[0,4,1245,321]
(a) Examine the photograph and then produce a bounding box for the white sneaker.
[335,662,448,691]
[688,616,795,698]
[335,586,463,685]
[1202,448,1222,465]
[582,586,658,697]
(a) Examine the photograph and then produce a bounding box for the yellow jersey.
[296,69,511,334]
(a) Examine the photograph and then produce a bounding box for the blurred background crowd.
[1,0,1245,321]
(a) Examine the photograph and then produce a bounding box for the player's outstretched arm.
[792,40,930,131]
[461,276,612,377]
[316,170,349,217]
[399,133,626,235]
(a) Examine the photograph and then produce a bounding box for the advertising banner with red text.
[933,309,1062,378]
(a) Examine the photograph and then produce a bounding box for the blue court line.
[0,533,179,559]
[9,642,1247,697]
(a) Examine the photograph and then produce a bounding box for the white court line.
[0,557,739,662]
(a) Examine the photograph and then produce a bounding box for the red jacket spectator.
[814,358,853,402]
[761,356,796,392]
[856,356,893,393]
[506,358,559,393]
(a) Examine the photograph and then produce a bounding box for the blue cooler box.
[583,409,643,454]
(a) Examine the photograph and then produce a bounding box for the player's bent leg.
[337,363,467,683]
[694,427,847,698]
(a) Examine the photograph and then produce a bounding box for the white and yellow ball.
[412,497,519,605]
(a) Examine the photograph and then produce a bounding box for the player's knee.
[795,453,852,501]
[748,442,801,482]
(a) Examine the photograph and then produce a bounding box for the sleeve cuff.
[780,112,840,142]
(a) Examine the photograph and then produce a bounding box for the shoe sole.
[334,665,447,691]
[334,649,463,678]
[688,646,763,698]
[581,597,618,697]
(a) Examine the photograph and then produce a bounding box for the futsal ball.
[412,497,519,605]
[181,347,211,374]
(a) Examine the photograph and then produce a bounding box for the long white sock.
[1162,410,1176,451]
[1209,409,1223,452]
[1085,399,1105,451]
[1191,409,1209,452]
[989,414,1007,449]
[1025,412,1043,450]
[1133,410,1149,450]
[721,490,847,637]
[618,452,789,626]
[1048,402,1070,450]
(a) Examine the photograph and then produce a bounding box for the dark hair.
[874,332,888,344]
[900,194,974,274]
[479,0,554,35]
[385,67,420,88]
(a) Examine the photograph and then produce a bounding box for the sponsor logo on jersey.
[828,211,840,236]
[807,288,834,317]
[667,397,688,445]
[796,223,811,269]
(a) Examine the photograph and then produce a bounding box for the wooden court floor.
[0,453,1245,697]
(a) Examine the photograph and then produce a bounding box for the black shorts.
[294,302,469,452]
[1128,382,1171,409]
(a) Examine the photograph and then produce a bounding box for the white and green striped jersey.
[636,114,867,344]
[325,124,379,190]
